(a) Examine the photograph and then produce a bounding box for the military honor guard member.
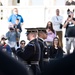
[17,28,41,75]
[36,27,50,74]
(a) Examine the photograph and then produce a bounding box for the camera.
[67,9,70,15]
[14,25,17,29]
[68,15,71,18]
[10,27,14,30]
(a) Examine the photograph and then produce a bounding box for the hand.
[68,17,72,21]
[66,18,72,23]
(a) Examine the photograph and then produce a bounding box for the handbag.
[56,17,63,29]
[60,24,63,29]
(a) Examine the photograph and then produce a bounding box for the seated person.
[49,37,64,59]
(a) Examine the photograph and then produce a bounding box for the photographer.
[14,18,22,47]
[14,18,22,33]
[6,25,20,55]
[8,8,24,29]
[63,11,75,54]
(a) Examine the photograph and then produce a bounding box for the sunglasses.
[21,43,25,45]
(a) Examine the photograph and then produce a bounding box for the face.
[54,38,59,45]
[47,22,51,27]
[27,33,31,40]
[56,9,60,16]
[43,33,47,39]
[13,8,18,15]
[20,42,25,48]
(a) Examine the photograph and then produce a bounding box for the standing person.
[0,35,12,56]
[8,8,24,33]
[49,37,64,59]
[37,28,50,74]
[14,18,22,33]
[63,11,75,54]
[14,19,22,47]
[52,9,63,47]
[6,25,20,55]
[17,28,41,75]
[45,21,56,46]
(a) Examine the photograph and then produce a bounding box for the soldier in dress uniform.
[17,28,41,75]
[37,28,50,74]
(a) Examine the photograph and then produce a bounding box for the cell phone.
[68,15,71,17]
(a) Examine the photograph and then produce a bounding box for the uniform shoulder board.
[29,42,36,54]
[28,43,34,46]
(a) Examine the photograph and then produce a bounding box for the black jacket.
[0,49,32,75]
[43,52,75,75]
[17,39,41,64]
[50,46,63,59]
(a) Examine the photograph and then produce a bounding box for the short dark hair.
[1,37,7,40]
[16,18,19,21]
[20,40,26,44]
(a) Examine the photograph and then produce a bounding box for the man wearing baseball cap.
[0,35,12,56]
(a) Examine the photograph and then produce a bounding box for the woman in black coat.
[49,37,64,59]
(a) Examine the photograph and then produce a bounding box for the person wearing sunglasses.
[16,40,26,56]
[16,28,41,75]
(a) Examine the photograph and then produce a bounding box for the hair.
[13,8,18,10]
[53,37,59,47]
[28,32,37,38]
[56,9,59,11]
[46,21,55,33]
[38,31,43,37]
[20,40,26,44]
